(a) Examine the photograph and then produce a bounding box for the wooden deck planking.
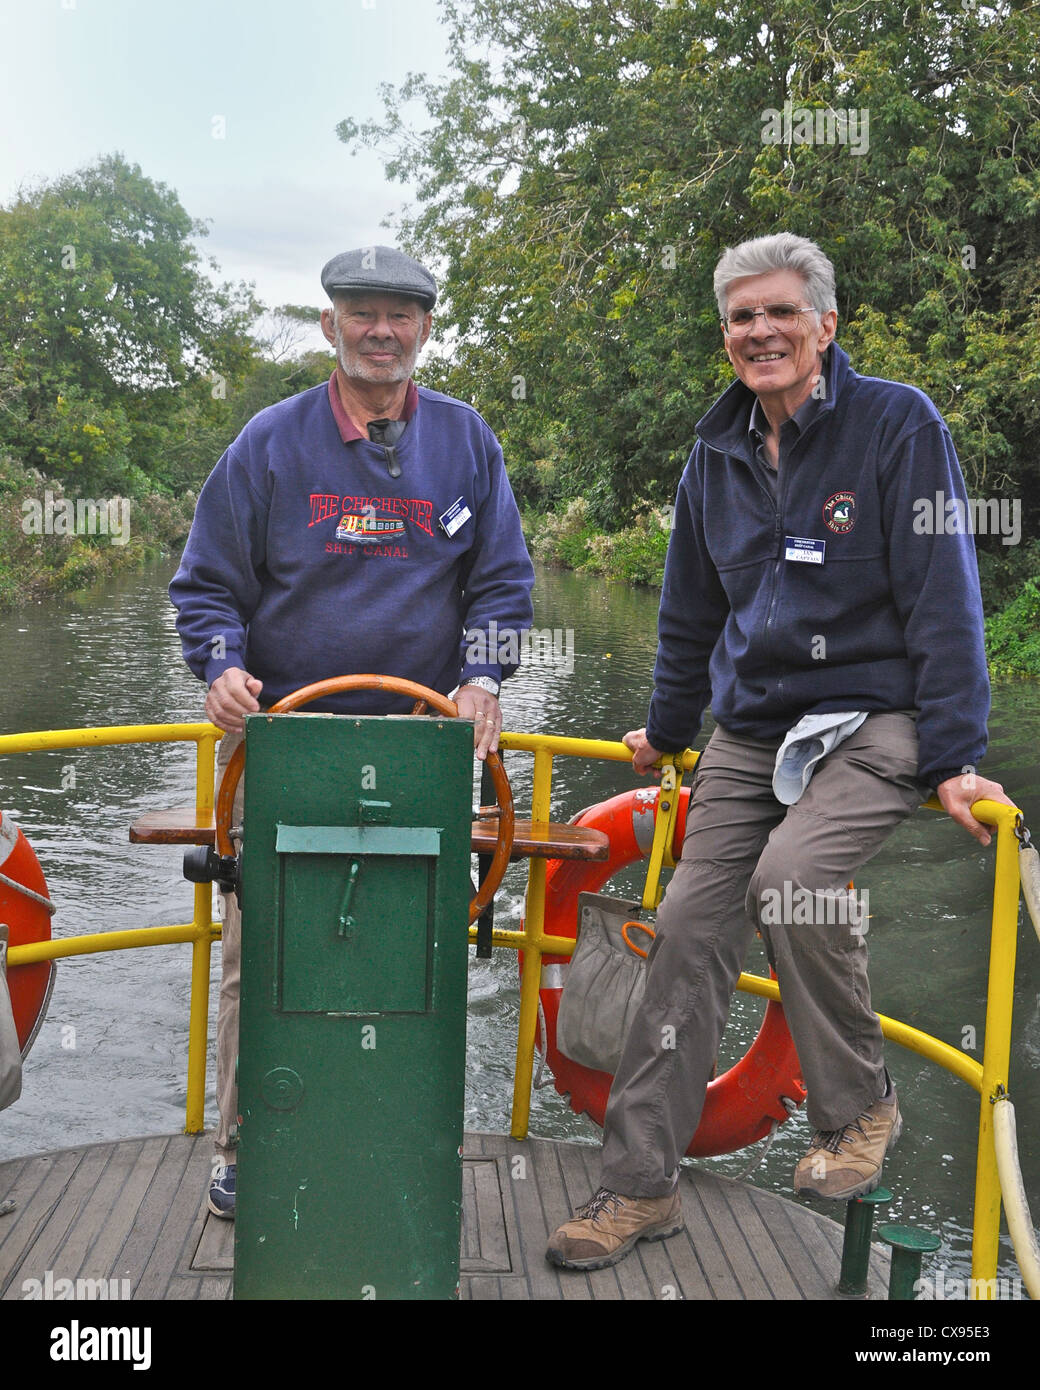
[2,1145,112,1293]
[135,1134,215,1300]
[671,1172,746,1299]
[718,1175,806,1299]
[0,1151,71,1275]
[51,1138,163,1288]
[0,1131,888,1301]
[111,1137,194,1300]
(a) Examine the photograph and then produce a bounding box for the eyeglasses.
[722,303,820,336]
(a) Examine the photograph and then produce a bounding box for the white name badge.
[439,497,472,537]
[785,536,826,564]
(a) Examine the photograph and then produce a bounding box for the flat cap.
[321,245,436,311]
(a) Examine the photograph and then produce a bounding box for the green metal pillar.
[234,713,474,1300]
[838,1187,891,1297]
[878,1223,943,1300]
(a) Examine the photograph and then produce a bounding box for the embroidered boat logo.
[335,511,407,542]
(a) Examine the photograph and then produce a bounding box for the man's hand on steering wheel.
[456,684,502,761]
[206,666,263,732]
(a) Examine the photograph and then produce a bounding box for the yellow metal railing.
[0,722,1027,1296]
[1,723,219,1134]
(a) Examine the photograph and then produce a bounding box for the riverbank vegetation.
[0,154,332,606]
[2,3,1038,676]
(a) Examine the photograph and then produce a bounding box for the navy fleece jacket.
[645,343,990,789]
[170,382,534,714]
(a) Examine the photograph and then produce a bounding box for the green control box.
[234,713,473,1300]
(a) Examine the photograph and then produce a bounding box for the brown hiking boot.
[794,1086,902,1200]
[546,1187,683,1271]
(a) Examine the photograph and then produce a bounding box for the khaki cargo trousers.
[214,729,244,1163]
[600,712,929,1199]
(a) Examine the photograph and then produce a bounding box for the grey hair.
[714,233,837,317]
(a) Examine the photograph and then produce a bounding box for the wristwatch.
[460,676,501,697]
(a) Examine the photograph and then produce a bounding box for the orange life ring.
[533,786,806,1157]
[1,811,56,1056]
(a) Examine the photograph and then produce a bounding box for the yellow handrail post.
[184,731,220,1134]
[971,799,1023,1295]
[510,745,554,1140]
[640,755,685,910]
[185,883,214,1135]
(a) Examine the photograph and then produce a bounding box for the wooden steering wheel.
[214,674,515,924]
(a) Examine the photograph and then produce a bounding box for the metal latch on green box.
[274,821,443,944]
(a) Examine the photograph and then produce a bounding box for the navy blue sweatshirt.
[170,382,534,714]
[645,344,990,789]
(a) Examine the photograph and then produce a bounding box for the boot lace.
[577,1189,625,1221]
[811,1116,867,1155]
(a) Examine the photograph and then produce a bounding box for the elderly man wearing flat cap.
[170,246,534,1218]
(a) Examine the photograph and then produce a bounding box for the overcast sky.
[0,0,453,342]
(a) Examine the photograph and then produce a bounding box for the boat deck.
[0,1131,887,1301]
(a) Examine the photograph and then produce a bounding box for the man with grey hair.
[171,245,534,1218]
[547,231,1013,1271]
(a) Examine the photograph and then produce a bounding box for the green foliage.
[228,351,334,438]
[342,0,1040,549]
[0,153,342,519]
[583,505,671,586]
[0,155,357,607]
[504,455,564,512]
[527,496,670,586]
[528,497,598,570]
[977,537,1040,614]
[0,153,258,496]
[0,452,172,604]
[986,575,1040,678]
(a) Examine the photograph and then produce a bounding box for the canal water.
[1,560,1038,1285]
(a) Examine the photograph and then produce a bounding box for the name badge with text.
[784,536,826,564]
[439,497,472,537]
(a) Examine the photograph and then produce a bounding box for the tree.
[159,304,332,493]
[0,153,257,495]
[339,0,1040,558]
[252,303,324,363]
